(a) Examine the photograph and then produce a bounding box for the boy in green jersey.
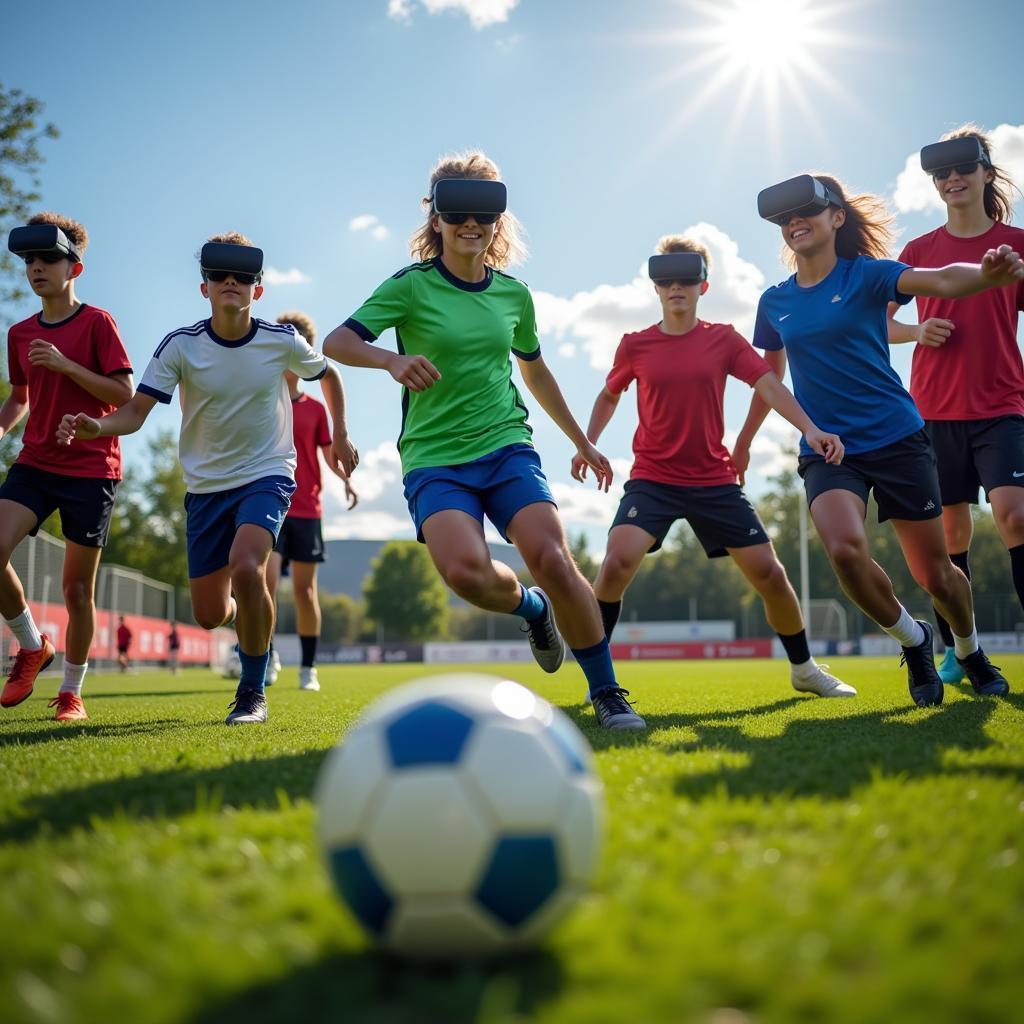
[324,152,645,730]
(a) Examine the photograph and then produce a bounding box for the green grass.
[2,657,1023,1024]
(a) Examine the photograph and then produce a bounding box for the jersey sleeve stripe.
[302,364,329,382]
[343,317,377,342]
[137,382,173,404]
[512,346,541,361]
[109,367,134,376]
[153,321,205,359]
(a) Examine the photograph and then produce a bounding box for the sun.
[704,0,825,77]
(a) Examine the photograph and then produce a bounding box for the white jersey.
[139,318,329,493]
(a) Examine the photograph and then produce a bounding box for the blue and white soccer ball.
[315,674,604,958]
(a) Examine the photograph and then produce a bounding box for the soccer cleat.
[299,666,320,691]
[266,647,281,687]
[521,587,565,673]
[956,649,1010,697]
[591,686,646,730]
[900,620,944,707]
[937,648,966,684]
[225,687,268,725]
[791,663,857,697]
[48,692,87,721]
[1,634,56,708]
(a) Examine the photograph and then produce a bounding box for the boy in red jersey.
[575,236,854,698]
[0,213,133,720]
[266,311,357,691]
[888,125,1024,683]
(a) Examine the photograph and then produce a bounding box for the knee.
[295,583,317,608]
[193,608,225,631]
[442,560,491,602]
[530,543,576,589]
[826,536,869,577]
[229,555,264,592]
[913,560,958,601]
[601,550,638,587]
[996,503,1024,540]
[62,579,94,612]
[750,559,789,595]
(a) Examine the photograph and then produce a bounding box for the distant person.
[0,212,133,722]
[167,621,180,675]
[576,235,854,698]
[116,616,132,673]
[266,310,357,692]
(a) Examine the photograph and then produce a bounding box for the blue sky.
[3,0,1023,549]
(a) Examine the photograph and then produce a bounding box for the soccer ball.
[315,674,604,958]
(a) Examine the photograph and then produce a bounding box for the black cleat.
[956,649,1010,696]
[591,686,646,730]
[226,687,268,725]
[900,620,944,707]
[521,587,565,673]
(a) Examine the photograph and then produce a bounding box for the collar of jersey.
[36,303,88,329]
[432,256,493,293]
[204,318,260,348]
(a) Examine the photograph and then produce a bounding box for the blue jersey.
[753,256,923,456]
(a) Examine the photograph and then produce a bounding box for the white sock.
[883,606,925,648]
[60,660,88,695]
[5,608,42,651]
[952,627,979,660]
[791,657,817,679]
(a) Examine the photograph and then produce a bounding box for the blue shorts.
[184,475,296,578]
[403,443,555,543]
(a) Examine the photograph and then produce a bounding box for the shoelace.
[47,693,80,710]
[964,652,1001,676]
[228,689,264,712]
[594,687,635,714]
[522,616,555,651]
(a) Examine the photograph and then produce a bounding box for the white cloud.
[322,442,411,540]
[534,222,766,370]
[349,213,392,241]
[893,122,1024,215]
[388,0,518,29]
[548,457,630,531]
[262,267,310,286]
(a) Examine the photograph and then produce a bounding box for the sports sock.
[5,608,42,651]
[571,638,617,697]
[597,599,622,641]
[777,629,811,666]
[934,551,970,648]
[1010,544,1024,615]
[952,627,980,660]
[300,634,318,668]
[60,661,88,696]
[513,583,546,622]
[238,649,270,693]
[883,605,926,648]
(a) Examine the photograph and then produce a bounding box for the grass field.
[2,656,1023,1024]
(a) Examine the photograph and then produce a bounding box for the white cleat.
[791,663,857,698]
[267,648,281,686]
[299,666,320,691]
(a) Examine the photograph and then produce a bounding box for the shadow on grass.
[187,947,564,1024]
[83,689,229,699]
[0,719,185,749]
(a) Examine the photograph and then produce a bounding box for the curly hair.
[27,211,88,256]
[277,310,317,346]
[655,234,711,273]
[941,123,1020,223]
[207,231,256,247]
[409,151,527,269]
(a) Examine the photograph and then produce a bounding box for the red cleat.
[48,692,88,721]
[1,635,55,708]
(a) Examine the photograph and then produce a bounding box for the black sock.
[597,600,622,641]
[1010,544,1024,615]
[300,635,318,668]
[935,551,970,648]
[778,629,811,666]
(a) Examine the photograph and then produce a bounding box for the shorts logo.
[1014,471,1024,478]
[779,313,791,321]
[627,506,638,518]
[923,500,935,511]
[266,514,277,522]
[749,528,758,535]
[831,294,842,303]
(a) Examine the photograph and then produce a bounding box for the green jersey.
[345,257,541,475]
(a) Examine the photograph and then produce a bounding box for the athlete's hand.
[805,428,844,465]
[572,442,613,492]
[343,477,359,511]
[387,353,441,392]
[28,339,72,374]
[980,244,1024,288]
[917,318,955,347]
[57,412,101,445]
[333,429,359,477]
[731,440,751,486]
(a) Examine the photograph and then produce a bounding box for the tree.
[363,541,449,642]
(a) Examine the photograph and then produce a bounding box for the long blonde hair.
[942,123,1019,223]
[409,151,527,269]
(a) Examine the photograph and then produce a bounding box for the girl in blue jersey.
[743,173,1022,705]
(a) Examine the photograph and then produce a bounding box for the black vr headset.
[757,174,843,225]
[920,136,990,177]
[648,252,707,285]
[199,242,264,284]
[431,178,507,224]
[7,224,81,263]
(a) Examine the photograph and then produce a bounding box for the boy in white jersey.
[58,233,358,724]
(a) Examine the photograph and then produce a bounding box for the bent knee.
[913,561,959,600]
[825,537,869,575]
[442,560,492,601]
[193,609,226,631]
[749,558,790,594]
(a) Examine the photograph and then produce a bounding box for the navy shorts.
[0,463,118,547]
[610,479,769,557]
[274,516,325,565]
[799,428,942,523]
[403,443,555,543]
[926,415,1024,505]
[184,475,296,578]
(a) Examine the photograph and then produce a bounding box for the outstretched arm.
[751,371,843,464]
[322,324,440,392]
[897,244,1024,299]
[56,391,158,445]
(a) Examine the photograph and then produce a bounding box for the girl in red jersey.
[0,213,133,721]
[574,236,855,697]
[888,125,1024,684]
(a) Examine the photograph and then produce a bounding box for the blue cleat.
[937,648,965,684]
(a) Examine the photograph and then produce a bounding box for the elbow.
[113,383,135,408]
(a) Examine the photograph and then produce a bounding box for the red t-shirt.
[607,320,773,486]
[288,393,331,519]
[6,304,132,478]
[898,222,1024,420]
[116,625,131,649]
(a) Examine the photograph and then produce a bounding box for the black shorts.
[273,516,325,565]
[799,428,942,523]
[610,479,769,558]
[0,463,118,547]
[926,415,1024,505]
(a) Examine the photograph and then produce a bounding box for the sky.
[2,0,1023,553]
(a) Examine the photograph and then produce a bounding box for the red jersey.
[7,304,132,478]
[898,222,1024,421]
[607,320,772,487]
[288,393,331,519]
[116,625,131,649]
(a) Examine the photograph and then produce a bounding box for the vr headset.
[199,242,264,284]
[648,252,707,285]
[431,178,507,224]
[920,136,990,176]
[7,224,81,263]
[757,174,843,225]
